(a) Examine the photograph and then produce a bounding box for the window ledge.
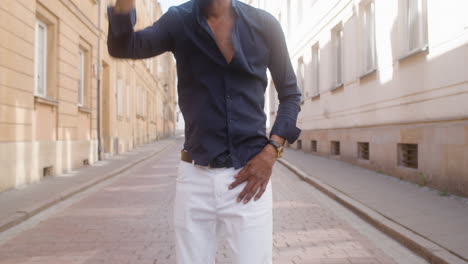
[78,105,92,114]
[117,115,124,121]
[311,93,320,100]
[360,67,377,79]
[399,45,429,62]
[331,83,344,92]
[34,95,59,107]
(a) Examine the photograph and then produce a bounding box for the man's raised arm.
[107,0,175,59]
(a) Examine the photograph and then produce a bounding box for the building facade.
[250,0,468,197]
[0,0,177,192]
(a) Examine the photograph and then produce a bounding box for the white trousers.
[173,159,273,264]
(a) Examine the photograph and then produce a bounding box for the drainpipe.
[96,0,102,160]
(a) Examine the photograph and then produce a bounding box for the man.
[107,0,301,263]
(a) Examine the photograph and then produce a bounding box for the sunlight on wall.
[426,0,468,60]
[376,0,397,84]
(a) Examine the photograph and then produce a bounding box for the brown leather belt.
[181,149,233,168]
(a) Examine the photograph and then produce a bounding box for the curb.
[0,139,176,233]
[278,158,468,264]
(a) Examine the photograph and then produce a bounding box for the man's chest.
[173,13,271,76]
[206,17,235,64]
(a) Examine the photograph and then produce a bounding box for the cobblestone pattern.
[0,144,398,264]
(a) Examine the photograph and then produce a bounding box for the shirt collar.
[194,0,239,24]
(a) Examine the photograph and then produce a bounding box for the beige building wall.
[0,0,177,192]
[250,0,468,196]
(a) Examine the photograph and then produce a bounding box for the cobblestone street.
[0,139,426,264]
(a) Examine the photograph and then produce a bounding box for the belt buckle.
[209,154,232,169]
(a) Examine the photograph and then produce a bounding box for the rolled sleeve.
[270,115,302,144]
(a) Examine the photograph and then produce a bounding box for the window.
[136,86,140,116]
[126,85,130,119]
[331,141,341,156]
[297,57,305,101]
[142,90,147,117]
[311,43,320,97]
[287,0,292,35]
[297,139,302,150]
[34,4,58,102]
[78,48,85,106]
[78,39,91,108]
[146,59,153,74]
[311,140,318,152]
[157,58,164,74]
[332,25,344,87]
[398,143,418,169]
[361,1,376,74]
[35,19,47,97]
[117,79,123,117]
[297,0,303,24]
[403,0,427,55]
[358,142,370,160]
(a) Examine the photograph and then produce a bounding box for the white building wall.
[249,0,468,197]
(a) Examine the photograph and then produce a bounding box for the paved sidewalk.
[0,137,426,264]
[281,148,468,263]
[0,136,177,233]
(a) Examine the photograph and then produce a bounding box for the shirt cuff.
[269,118,302,144]
[107,6,136,37]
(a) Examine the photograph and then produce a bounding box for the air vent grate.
[43,166,53,177]
[331,141,340,156]
[398,143,418,169]
[358,142,370,160]
[311,140,317,152]
[297,139,302,150]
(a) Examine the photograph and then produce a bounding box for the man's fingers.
[254,183,267,201]
[229,175,247,190]
[229,166,250,189]
[237,180,256,203]
[243,182,262,204]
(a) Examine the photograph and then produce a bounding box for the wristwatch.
[267,139,284,158]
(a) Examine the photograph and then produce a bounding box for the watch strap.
[267,139,283,158]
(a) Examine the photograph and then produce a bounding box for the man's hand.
[114,0,135,14]
[228,135,285,204]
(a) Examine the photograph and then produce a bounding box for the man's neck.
[202,0,233,19]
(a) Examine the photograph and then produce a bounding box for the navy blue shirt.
[107,0,302,169]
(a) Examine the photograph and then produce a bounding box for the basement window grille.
[358,142,370,160]
[311,140,317,152]
[398,143,418,169]
[331,141,340,156]
[297,139,302,150]
[43,166,53,177]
